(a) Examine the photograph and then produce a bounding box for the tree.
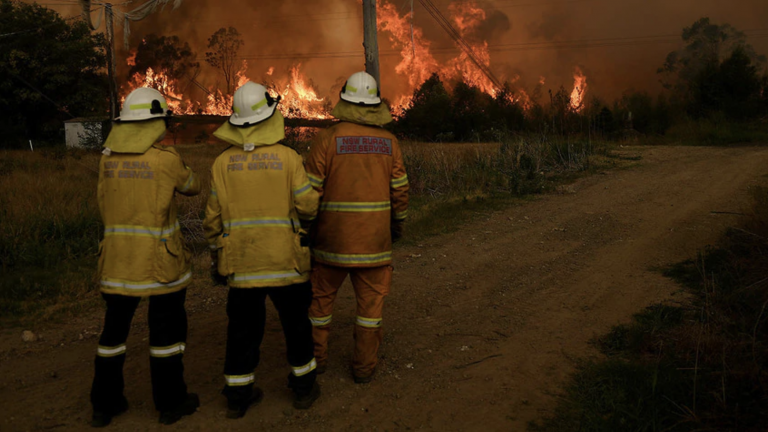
[659,17,766,115]
[450,80,493,141]
[395,74,453,141]
[129,34,199,85]
[0,0,107,146]
[205,27,243,94]
[698,46,764,119]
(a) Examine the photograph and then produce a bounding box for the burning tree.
[205,26,244,94]
[129,34,200,88]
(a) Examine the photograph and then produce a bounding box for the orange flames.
[378,0,537,113]
[122,60,330,119]
[570,67,588,112]
[122,0,589,120]
[269,64,331,120]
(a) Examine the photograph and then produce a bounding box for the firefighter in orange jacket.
[92,87,201,427]
[305,71,409,383]
[204,82,321,418]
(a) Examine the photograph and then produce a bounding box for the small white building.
[64,117,111,149]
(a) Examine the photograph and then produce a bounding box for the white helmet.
[118,87,170,122]
[340,71,381,105]
[230,81,280,126]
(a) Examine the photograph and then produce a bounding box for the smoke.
[527,10,571,41]
[125,0,361,102]
[39,0,768,106]
[466,2,512,43]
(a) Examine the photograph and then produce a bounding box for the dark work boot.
[158,393,199,425]
[91,397,128,428]
[353,374,373,384]
[293,382,320,410]
[352,365,375,384]
[315,361,327,375]
[226,387,264,419]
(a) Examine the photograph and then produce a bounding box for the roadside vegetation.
[0,132,610,325]
[529,186,768,432]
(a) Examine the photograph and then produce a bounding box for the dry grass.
[531,187,768,432]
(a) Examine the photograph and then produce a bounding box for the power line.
[419,0,503,88]
[222,28,768,62]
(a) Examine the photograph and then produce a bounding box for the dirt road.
[2,145,767,432]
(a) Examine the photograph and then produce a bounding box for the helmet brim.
[228,104,278,127]
[115,113,169,123]
[340,93,382,106]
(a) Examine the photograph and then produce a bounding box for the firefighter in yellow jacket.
[204,82,321,418]
[306,71,409,383]
[91,87,201,427]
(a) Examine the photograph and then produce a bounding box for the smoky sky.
[527,10,570,41]
[33,0,768,104]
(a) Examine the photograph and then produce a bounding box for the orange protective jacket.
[305,122,409,268]
[97,146,201,296]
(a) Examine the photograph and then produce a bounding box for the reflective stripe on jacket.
[305,122,409,268]
[97,146,201,296]
[204,144,319,288]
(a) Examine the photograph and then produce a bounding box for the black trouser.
[223,282,317,404]
[91,289,189,413]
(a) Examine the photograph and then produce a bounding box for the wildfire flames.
[123,60,330,119]
[570,67,588,112]
[121,0,588,120]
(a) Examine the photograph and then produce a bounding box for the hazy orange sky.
[28,0,768,104]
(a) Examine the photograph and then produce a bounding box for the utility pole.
[362,0,380,87]
[105,3,118,119]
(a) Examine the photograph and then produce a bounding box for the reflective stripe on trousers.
[312,249,392,266]
[292,358,317,377]
[309,314,332,326]
[97,344,127,357]
[149,342,186,358]
[356,316,383,328]
[224,373,255,386]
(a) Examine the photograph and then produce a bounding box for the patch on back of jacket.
[103,160,155,180]
[336,136,392,155]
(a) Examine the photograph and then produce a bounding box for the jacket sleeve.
[304,130,328,199]
[97,156,106,223]
[203,166,223,249]
[166,149,201,196]
[390,139,409,221]
[291,152,319,221]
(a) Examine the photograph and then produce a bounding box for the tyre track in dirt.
[1,145,767,431]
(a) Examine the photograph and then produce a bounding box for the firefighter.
[306,71,409,383]
[91,87,201,427]
[204,81,321,418]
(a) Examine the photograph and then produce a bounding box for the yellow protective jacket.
[97,145,201,296]
[305,121,409,268]
[203,144,320,288]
